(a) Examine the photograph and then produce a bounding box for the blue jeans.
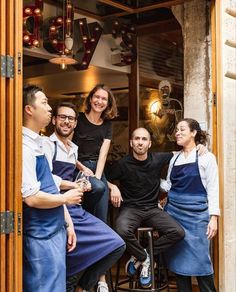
[81,160,109,223]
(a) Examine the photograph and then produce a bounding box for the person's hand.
[196,144,208,156]
[206,215,218,239]
[66,225,77,252]
[110,185,123,208]
[82,167,94,177]
[63,189,83,205]
[83,181,92,192]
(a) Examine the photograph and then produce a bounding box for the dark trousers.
[81,160,109,223]
[176,274,217,292]
[115,207,185,261]
[66,245,125,291]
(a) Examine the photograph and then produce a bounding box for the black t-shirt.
[72,112,112,161]
[108,152,173,208]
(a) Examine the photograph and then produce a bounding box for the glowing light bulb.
[60,62,67,70]
[25,8,31,14]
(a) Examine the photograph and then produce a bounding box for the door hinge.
[0,211,14,234]
[18,213,22,235]
[213,93,217,106]
[18,52,22,75]
[0,55,14,78]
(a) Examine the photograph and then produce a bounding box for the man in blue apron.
[43,102,125,292]
[22,85,83,292]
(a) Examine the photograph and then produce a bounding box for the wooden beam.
[137,19,181,36]
[134,0,188,13]
[102,0,191,20]
[98,0,134,13]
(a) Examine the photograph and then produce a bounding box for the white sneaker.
[140,250,151,288]
[97,281,109,292]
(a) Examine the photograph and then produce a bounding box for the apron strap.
[52,141,57,161]
[173,151,182,166]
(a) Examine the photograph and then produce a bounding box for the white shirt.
[43,133,78,189]
[161,148,220,216]
[21,127,60,198]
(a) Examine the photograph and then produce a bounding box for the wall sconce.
[150,100,161,116]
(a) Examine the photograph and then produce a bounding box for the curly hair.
[84,84,118,120]
[178,118,209,145]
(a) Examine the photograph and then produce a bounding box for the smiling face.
[53,106,77,138]
[130,128,151,159]
[89,88,109,114]
[175,121,197,147]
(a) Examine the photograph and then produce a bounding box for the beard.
[55,125,73,138]
[132,146,148,156]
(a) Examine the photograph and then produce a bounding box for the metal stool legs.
[137,227,155,290]
[115,227,169,292]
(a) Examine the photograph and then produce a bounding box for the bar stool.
[114,227,169,292]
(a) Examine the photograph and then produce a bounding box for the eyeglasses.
[56,114,76,122]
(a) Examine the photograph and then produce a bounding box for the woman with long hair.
[162,118,220,292]
[73,84,118,223]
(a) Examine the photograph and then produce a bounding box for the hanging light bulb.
[65,34,73,50]
[49,0,77,69]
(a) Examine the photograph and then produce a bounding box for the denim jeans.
[82,160,109,223]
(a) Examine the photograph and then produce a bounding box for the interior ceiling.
[24,0,185,97]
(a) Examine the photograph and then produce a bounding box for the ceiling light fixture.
[49,0,77,70]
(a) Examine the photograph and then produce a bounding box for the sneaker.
[139,251,151,288]
[125,256,141,277]
[97,281,108,292]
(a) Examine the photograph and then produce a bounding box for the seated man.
[43,101,125,292]
[107,127,185,288]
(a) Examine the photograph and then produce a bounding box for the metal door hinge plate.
[0,211,14,234]
[1,55,14,78]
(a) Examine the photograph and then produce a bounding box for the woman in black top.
[73,84,118,223]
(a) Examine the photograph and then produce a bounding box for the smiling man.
[22,85,83,292]
[108,127,185,288]
[43,102,125,292]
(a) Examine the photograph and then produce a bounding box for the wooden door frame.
[0,0,7,288]
[0,0,23,291]
[211,0,223,290]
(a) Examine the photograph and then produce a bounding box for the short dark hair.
[84,84,118,120]
[53,102,77,118]
[23,84,42,108]
[131,127,151,140]
[178,118,209,145]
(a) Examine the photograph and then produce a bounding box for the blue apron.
[23,155,66,292]
[165,151,213,276]
[52,142,124,276]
